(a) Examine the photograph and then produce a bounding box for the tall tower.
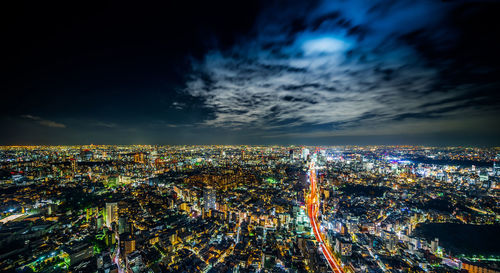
[105,202,118,228]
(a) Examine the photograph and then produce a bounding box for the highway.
[306,159,344,273]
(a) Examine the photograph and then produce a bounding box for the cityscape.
[3,0,500,272]
[0,146,499,272]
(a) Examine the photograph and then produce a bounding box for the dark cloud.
[182,0,500,145]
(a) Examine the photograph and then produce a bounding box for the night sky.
[3,0,500,146]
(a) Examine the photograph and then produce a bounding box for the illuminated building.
[149,236,159,245]
[123,236,136,255]
[462,261,498,273]
[80,149,93,161]
[302,148,310,159]
[335,238,352,257]
[66,243,93,265]
[97,216,103,229]
[106,202,118,228]
[134,153,145,164]
[180,202,189,212]
[47,204,57,215]
[105,232,116,246]
[203,186,217,212]
[431,238,439,253]
[494,154,500,176]
[86,208,92,222]
[119,216,127,234]
[70,158,77,172]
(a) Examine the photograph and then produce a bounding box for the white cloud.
[181,0,488,138]
[21,115,66,128]
[301,37,349,56]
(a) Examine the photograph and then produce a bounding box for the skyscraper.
[204,187,217,211]
[431,238,439,253]
[106,202,118,228]
[119,216,127,234]
[302,148,310,160]
[70,158,77,173]
[494,154,500,176]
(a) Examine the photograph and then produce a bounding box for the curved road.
[307,160,344,273]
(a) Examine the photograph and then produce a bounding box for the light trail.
[111,231,124,273]
[306,158,344,273]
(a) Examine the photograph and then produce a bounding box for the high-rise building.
[119,216,127,234]
[302,148,310,159]
[105,232,116,246]
[494,154,500,176]
[124,239,136,255]
[431,238,439,253]
[204,186,217,212]
[106,202,118,228]
[335,238,352,257]
[97,216,103,229]
[70,158,77,173]
[86,208,93,222]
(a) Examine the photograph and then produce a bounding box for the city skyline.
[1,145,499,272]
[3,2,500,271]
[3,1,500,146]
